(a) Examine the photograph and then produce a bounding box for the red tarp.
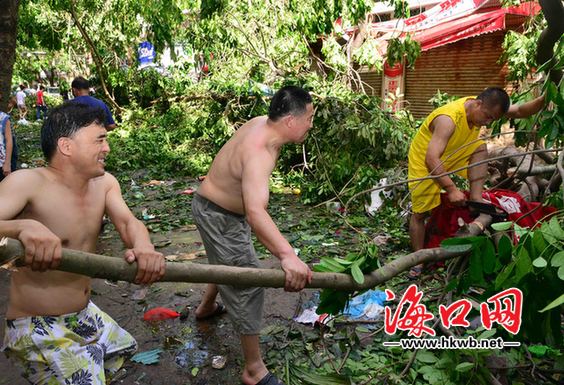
[365,0,540,51]
[415,2,541,51]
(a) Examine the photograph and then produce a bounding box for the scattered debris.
[132,286,149,301]
[131,348,164,365]
[175,340,209,368]
[142,208,156,220]
[372,234,391,246]
[212,355,227,369]
[143,307,181,321]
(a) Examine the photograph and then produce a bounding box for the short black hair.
[71,76,90,90]
[477,87,510,113]
[268,86,312,121]
[19,84,25,90]
[41,103,106,161]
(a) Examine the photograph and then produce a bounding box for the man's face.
[289,103,315,143]
[69,122,110,177]
[472,102,504,127]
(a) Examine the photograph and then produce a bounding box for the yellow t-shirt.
[407,97,485,213]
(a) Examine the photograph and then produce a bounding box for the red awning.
[415,2,540,50]
[365,1,540,52]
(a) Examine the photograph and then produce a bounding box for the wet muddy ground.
[0,230,315,385]
[0,182,337,385]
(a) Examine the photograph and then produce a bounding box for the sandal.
[195,302,227,321]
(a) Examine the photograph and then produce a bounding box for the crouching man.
[0,103,165,384]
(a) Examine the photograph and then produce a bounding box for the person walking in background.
[0,100,14,181]
[15,85,27,122]
[35,85,47,120]
[70,77,116,131]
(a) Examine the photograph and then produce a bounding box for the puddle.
[175,338,209,368]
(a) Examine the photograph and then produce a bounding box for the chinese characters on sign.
[384,285,523,337]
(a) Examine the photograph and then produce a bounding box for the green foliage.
[442,216,564,346]
[386,34,422,68]
[428,90,459,109]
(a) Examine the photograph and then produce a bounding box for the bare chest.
[21,184,106,249]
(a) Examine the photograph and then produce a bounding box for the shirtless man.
[0,103,165,384]
[191,86,314,385]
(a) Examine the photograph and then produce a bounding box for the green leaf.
[191,367,199,376]
[350,263,365,284]
[455,362,474,372]
[546,80,559,104]
[533,257,548,268]
[528,344,549,356]
[551,251,564,267]
[482,239,496,274]
[478,329,496,340]
[498,235,513,265]
[496,262,515,289]
[533,230,548,254]
[469,249,484,283]
[514,247,532,283]
[548,218,564,240]
[441,243,473,253]
[491,222,512,231]
[559,265,564,281]
[415,350,438,364]
[539,294,564,313]
[514,223,528,239]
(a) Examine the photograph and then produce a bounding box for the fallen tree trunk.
[0,237,470,291]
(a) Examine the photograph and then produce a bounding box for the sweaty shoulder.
[99,172,120,192]
[1,168,50,192]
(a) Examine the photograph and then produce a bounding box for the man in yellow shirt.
[408,87,544,256]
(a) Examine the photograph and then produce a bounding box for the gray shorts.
[191,193,264,335]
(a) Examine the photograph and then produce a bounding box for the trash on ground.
[372,234,391,246]
[365,178,393,216]
[142,208,156,220]
[181,188,195,195]
[175,340,209,368]
[212,355,227,369]
[132,286,149,301]
[131,348,164,365]
[294,289,386,326]
[143,307,181,321]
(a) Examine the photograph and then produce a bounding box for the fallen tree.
[0,237,470,291]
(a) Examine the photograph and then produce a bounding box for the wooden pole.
[0,237,470,290]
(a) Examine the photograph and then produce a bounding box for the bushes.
[105,75,417,207]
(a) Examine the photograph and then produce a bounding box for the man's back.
[198,116,276,214]
[1,168,108,318]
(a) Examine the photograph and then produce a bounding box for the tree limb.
[0,238,469,291]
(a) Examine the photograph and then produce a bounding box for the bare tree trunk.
[537,0,564,84]
[0,0,20,112]
[0,237,470,291]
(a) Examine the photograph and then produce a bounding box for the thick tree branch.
[0,238,469,291]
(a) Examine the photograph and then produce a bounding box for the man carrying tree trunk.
[0,103,165,384]
[191,86,314,385]
[408,87,545,277]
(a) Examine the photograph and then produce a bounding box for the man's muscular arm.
[505,95,545,119]
[241,152,312,292]
[0,170,62,271]
[425,115,466,205]
[104,173,164,284]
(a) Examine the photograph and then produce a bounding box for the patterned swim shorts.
[2,301,137,385]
